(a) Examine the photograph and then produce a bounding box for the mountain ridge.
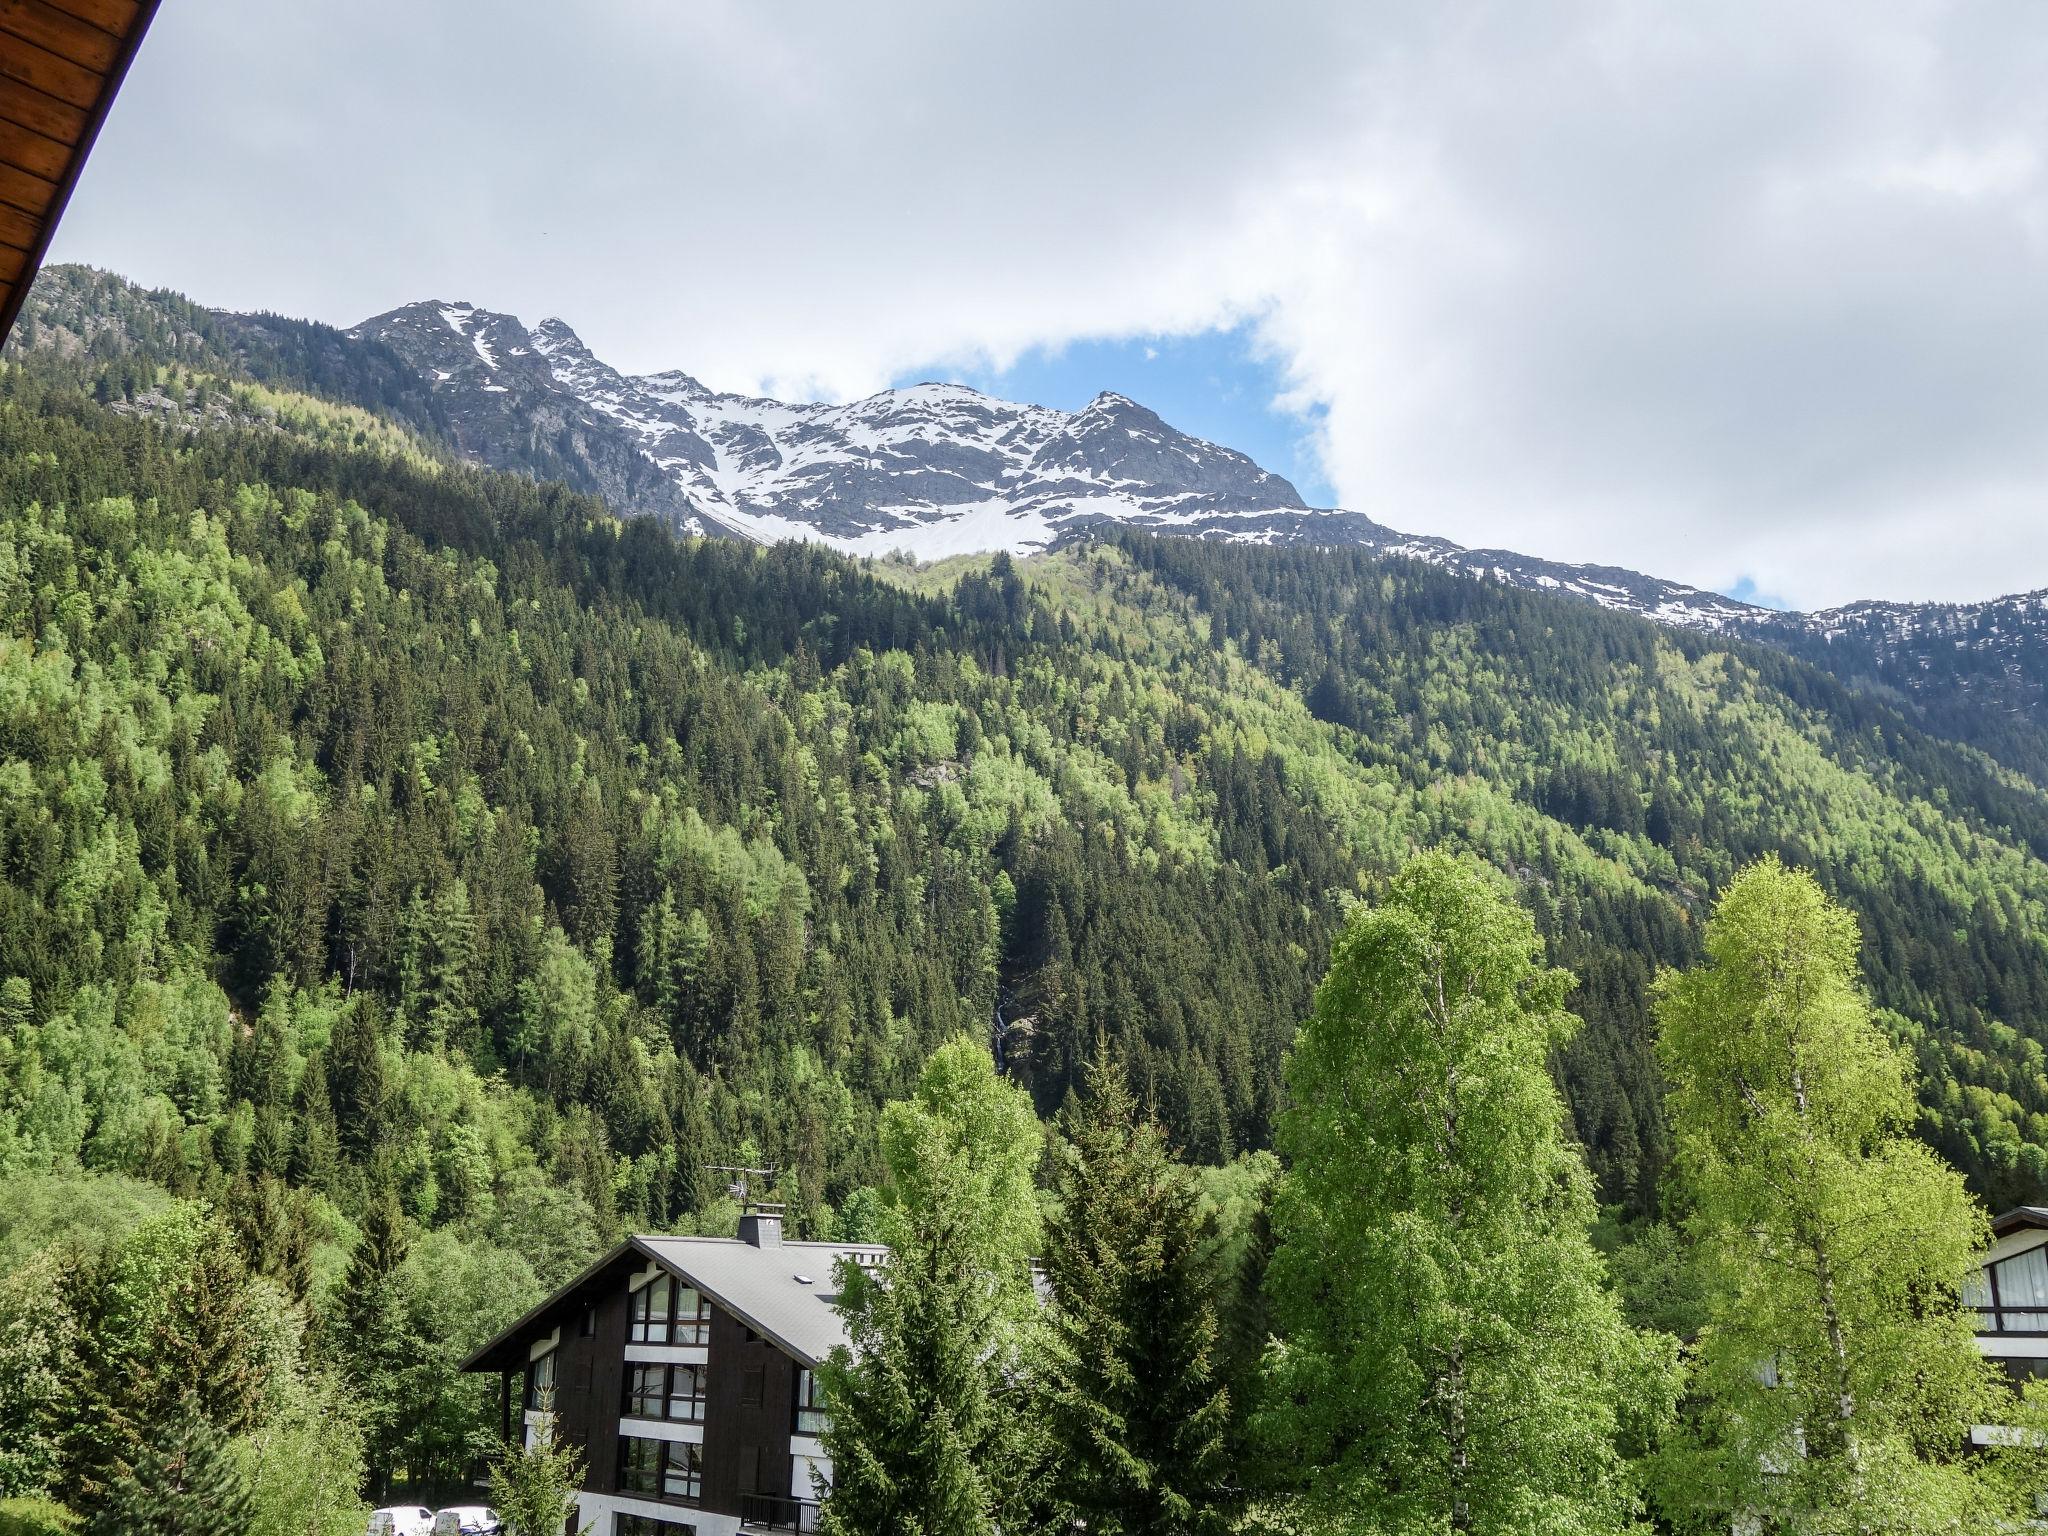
[14,264,2048,780]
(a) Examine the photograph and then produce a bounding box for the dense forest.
[3,313,2048,1518]
[7,357,2048,1214]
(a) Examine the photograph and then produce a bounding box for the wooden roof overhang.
[0,0,160,341]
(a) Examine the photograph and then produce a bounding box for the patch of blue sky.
[1722,575,1792,610]
[893,323,1336,508]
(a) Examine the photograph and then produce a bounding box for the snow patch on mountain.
[355,298,1783,633]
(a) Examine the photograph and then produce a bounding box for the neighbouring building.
[461,1207,881,1536]
[1972,1205,2048,1436]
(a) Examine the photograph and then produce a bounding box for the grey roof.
[1993,1206,2048,1238]
[637,1235,886,1367]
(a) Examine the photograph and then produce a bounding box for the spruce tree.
[84,1417,256,1536]
[333,1195,412,1495]
[130,1224,269,1438]
[288,1049,341,1192]
[1263,853,1674,1536]
[328,1002,389,1161]
[1038,1055,1231,1536]
[1651,858,2013,1532]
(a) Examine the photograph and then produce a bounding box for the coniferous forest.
[4,281,2048,1533]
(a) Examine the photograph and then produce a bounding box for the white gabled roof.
[637,1235,886,1367]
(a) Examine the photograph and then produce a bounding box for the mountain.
[13,264,2048,781]
[357,300,1311,554]
[344,293,2048,757]
[348,295,1767,624]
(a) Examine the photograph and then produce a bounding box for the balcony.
[738,1494,820,1532]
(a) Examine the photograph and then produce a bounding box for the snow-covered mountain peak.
[349,294,1797,631]
[528,316,592,359]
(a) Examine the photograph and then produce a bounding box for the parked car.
[431,1508,503,1536]
[364,1509,434,1536]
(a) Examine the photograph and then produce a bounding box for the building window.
[795,1368,828,1435]
[1972,1247,2048,1333]
[673,1285,711,1345]
[661,1441,703,1502]
[615,1518,695,1536]
[740,1366,765,1408]
[1992,1354,2048,1387]
[629,1274,713,1345]
[580,1305,597,1338]
[619,1436,701,1506]
[623,1363,706,1423]
[526,1349,557,1411]
[667,1363,707,1422]
[618,1436,664,1497]
[624,1363,665,1419]
[630,1275,671,1344]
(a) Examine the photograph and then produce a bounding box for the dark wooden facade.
[700,1308,798,1513]
[0,0,160,342]
[490,1249,811,1526]
[530,1266,635,1494]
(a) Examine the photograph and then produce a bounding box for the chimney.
[739,1211,782,1248]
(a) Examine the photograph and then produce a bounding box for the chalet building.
[1971,1206,2048,1423]
[462,1209,881,1536]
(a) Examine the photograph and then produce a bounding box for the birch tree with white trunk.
[1263,853,1674,1536]
[1651,856,2011,1534]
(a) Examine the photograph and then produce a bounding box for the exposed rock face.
[23,265,2048,773]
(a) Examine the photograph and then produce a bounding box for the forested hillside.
[3,354,2048,1215]
[4,350,2048,1507]
[22,262,2048,796]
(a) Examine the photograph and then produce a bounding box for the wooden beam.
[35,0,133,37]
[0,157,54,216]
[0,0,126,75]
[0,198,37,247]
[0,111,73,182]
[0,24,102,111]
[0,0,155,342]
[0,70,88,143]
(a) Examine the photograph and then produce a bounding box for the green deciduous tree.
[1263,853,1674,1536]
[1037,1054,1231,1536]
[817,1035,1045,1536]
[1651,857,2013,1532]
[0,1497,76,1536]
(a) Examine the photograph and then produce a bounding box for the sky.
[48,0,2048,610]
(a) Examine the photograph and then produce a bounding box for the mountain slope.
[360,298,1313,556]
[14,264,2048,783]
[4,359,2048,1220]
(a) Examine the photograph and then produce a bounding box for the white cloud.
[51,0,2048,607]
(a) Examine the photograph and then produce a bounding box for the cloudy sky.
[52,0,2048,608]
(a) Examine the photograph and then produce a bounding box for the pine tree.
[1263,853,1674,1536]
[1650,858,2014,1532]
[1038,1055,1231,1536]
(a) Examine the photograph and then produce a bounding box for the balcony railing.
[738,1494,820,1532]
